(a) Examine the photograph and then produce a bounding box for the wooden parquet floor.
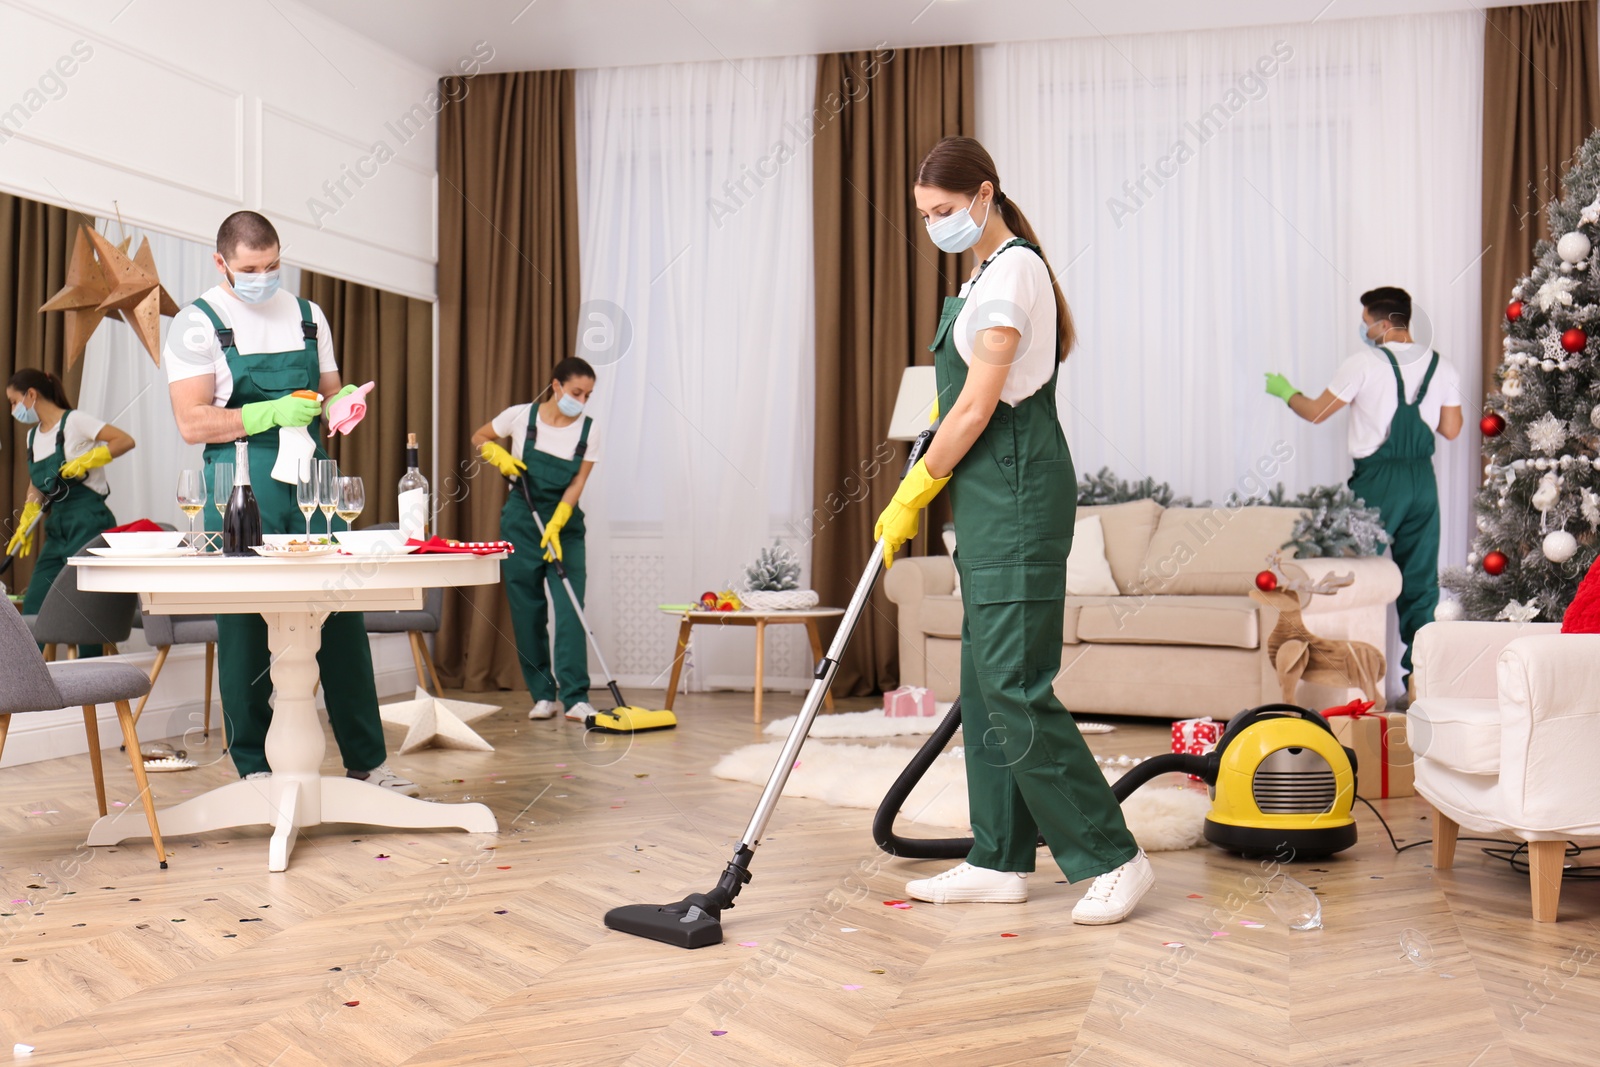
[1,689,1597,1066]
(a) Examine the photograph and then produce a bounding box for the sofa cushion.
[921,595,965,639]
[1075,595,1260,649]
[1066,515,1119,596]
[1133,505,1301,596]
[1407,697,1500,775]
[1078,499,1162,595]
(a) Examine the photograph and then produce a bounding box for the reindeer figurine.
[1248,552,1386,710]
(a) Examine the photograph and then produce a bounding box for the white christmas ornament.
[1532,472,1562,513]
[1559,231,1593,264]
[1433,599,1464,622]
[1527,412,1569,454]
[1543,529,1579,563]
[1536,275,1578,311]
[1502,372,1524,398]
[1583,487,1600,527]
[1497,599,1542,623]
[1583,196,1600,225]
[1591,403,1600,429]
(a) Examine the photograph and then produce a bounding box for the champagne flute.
[213,462,234,526]
[336,476,365,531]
[316,459,339,538]
[177,469,205,549]
[296,470,318,542]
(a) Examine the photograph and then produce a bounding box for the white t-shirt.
[30,410,110,496]
[1326,343,1463,459]
[490,404,602,463]
[953,241,1058,406]
[163,286,338,405]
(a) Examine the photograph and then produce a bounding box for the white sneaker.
[1071,851,1154,925]
[243,771,271,781]
[349,765,421,797]
[565,701,597,723]
[529,700,559,720]
[906,862,1028,904]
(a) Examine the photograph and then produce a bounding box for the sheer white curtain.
[976,13,1484,568]
[77,227,295,529]
[575,56,816,689]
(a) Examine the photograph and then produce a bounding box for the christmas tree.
[1441,131,1600,623]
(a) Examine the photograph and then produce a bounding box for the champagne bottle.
[397,431,429,541]
[222,439,262,556]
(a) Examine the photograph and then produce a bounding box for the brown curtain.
[435,70,580,691]
[1480,1,1600,392]
[298,271,433,525]
[812,47,974,696]
[1,192,91,598]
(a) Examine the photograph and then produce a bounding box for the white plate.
[337,544,420,556]
[251,544,339,558]
[86,547,195,559]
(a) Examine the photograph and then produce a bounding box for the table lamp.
[887,366,938,441]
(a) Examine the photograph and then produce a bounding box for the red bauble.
[1479,412,1506,437]
[1254,570,1278,592]
[1483,551,1509,576]
[699,591,718,607]
[1507,301,1523,322]
[1562,328,1588,353]
[715,602,735,612]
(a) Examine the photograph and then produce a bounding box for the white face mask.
[925,196,990,254]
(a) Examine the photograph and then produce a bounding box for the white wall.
[0,0,449,300]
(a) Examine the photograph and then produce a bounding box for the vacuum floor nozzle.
[587,706,678,734]
[604,894,724,949]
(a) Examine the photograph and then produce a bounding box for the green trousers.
[1350,456,1440,680]
[501,502,591,706]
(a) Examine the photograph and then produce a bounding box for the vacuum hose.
[871,698,1214,860]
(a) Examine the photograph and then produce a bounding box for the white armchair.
[1410,620,1600,921]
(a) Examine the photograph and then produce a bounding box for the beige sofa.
[884,499,1403,719]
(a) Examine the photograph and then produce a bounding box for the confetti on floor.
[710,1030,727,1037]
[343,1001,359,1007]
[1162,942,1184,948]
[738,941,759,948]
[1239,921,1265,928]
[1211,931,1229,938]
[870,969,886,974]
[842,984,863,991]
[1001,933,1018,938]
[1186,893,1203,899]
[840,927,857,933]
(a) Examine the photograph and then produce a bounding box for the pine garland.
[1076,466,1196,507]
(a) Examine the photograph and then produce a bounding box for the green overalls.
[500,410,592,707]
[1348,346,1441,682]
[932,238,1139,882]
[23,410,117,656]
[193,296,387,777]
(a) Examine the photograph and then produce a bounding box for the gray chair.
[134,613,218,739]
[362,523,444,693]
[25,535,138,660]
[0,599,167,868]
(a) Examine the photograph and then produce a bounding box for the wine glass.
[212,463,234,528]
[336,476,365,532]
[296,471,318,542]
[316,459,339,537]
[177,469,205,549]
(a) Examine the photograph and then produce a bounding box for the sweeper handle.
[603,426,937,948]
[510,475,627,711]
[871,698,1215,859]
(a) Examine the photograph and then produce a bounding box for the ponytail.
[6,368,72,409]
[916,135,1077,362]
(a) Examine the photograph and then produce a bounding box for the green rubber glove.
[241,394,322,436]
[1264,372,1300,403]
[873,459,950,569]
[323,384,357,419]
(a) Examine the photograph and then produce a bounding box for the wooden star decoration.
[379,687,500,754]
[38,226,111,368]
[87,227,179,365]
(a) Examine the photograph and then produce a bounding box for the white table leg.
[261,611,326,823]
[318,777,496,833]
[268,777,304,872]
[86,777,277,845]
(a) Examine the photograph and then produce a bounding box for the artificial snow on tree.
[739,541,817,610]
[1076,467,1195,507]
[1442,130,1600,621]
[1282,485,1392,558]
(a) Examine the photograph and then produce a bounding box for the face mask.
[228,267,282,305]
[11,400,38,425]
[1359,318,1380,348]
[557,393,585,418]
[926,196,990,254]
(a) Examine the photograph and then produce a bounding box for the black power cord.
[1354,795,1600,879]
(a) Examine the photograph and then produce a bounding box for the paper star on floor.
[379,688,500,753]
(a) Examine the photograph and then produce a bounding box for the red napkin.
[104,519,164,534]
[405,537,513,556]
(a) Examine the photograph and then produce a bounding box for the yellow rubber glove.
[541,501,573,562]
[480,441,527,479]
[7,500,42,558]
[873,459,950,569]
[929,395,940,424]
[59,444,113,481]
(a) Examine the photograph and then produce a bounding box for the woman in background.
[6,369,133,652]
[875,136,1153,924]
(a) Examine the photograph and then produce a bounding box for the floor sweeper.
[510,476,676,733]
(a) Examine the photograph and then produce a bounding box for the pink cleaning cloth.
[326,381,376,436]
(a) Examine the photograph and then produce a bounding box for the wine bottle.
[397,431,429,541]
[222,439,262,556]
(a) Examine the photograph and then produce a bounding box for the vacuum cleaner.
[873,701,1359,861]
[509,476,677,734]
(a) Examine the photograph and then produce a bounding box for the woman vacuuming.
[6,369,134,651]
[876,136,1153,924]
[473,357,601,723]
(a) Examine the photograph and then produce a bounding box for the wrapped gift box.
[1172,717,1223,780]
[884,685,936,717]
[1323,700,1414,799]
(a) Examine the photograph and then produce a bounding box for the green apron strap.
[296,297,319,367]
[192,297,238,360]
[575,415,591,458]
[1377,346,1407,407]
[1414,351,1440,404]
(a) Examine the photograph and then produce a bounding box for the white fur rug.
[761,705,956,738]
[712,741,1212,852]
